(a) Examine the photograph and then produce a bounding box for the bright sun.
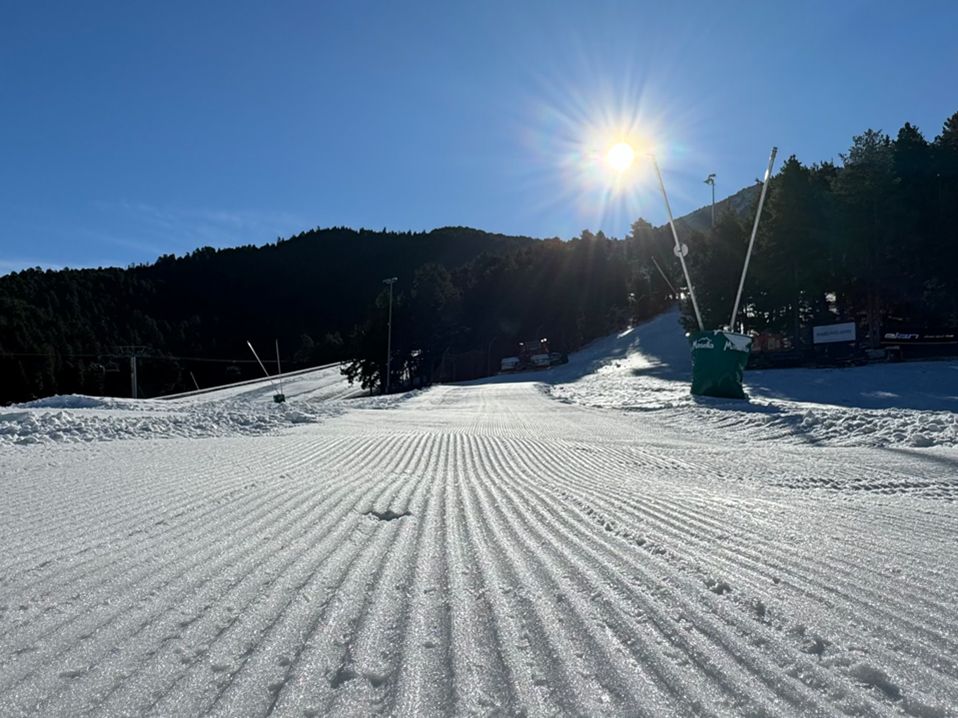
[605,142,635,173]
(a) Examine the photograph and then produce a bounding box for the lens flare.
[517,69,698,238]
[605,142,635,172]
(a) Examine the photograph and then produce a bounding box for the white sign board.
[813,322,856,344]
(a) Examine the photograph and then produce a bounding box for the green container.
[689,330,752,399]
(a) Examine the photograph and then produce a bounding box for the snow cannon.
[689,330,752,400]
[652,146,777,401]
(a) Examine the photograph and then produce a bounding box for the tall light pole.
[704,173,716,228]
[116,345,147,398]
[486,335,500,376]
[383,277,397,393]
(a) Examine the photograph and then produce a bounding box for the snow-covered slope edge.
[0,364,408,446]
[543,309,958,448]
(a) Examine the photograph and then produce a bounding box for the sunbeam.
[515,66,703,239]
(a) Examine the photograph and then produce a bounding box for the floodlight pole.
[383,277,397,393]
[275,339,284,396]
[116,345,147,398]
[130,356,138,399]
[487,335,500,376]
[648,154,704,331]
[705,174,716,228]
[729,146,778,330]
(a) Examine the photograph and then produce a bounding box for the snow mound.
[20,394,116,409]
[0,401,344,446]
[544,308,958,448]
[1,365,409,446]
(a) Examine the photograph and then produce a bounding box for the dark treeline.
[685,110,958,348]
[0,220,679,402]
[0,227,540,402]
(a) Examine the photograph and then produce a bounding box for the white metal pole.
[386,283,392,392]
[130,355,137,399]
[274,339,284,396]
[729,146,778,330]
[383,277,397,393]
[650,154,705,330]
[246,340,278,390]
[704,174,716,229]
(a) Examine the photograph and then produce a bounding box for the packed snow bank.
[20,395,117,410]
[0,400,339,445]
[9,313,958,449]
[524,307,958,448]
[1,365,402,446]
[3,325,958,715]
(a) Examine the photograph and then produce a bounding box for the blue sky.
[2,0,956,274]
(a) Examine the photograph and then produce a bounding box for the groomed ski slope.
[2,313,957,716]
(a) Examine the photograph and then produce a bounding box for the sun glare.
[606,142,635,173]
[520,82,682,234]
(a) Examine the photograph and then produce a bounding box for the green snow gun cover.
[689,330,752,399]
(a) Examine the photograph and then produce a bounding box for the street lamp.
[383,277,397,393]
[704,173,716,228]
[486,335,501,376]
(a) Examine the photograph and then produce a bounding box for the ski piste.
[2,309,956,716]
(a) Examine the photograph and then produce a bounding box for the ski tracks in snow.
[1,382,957,716]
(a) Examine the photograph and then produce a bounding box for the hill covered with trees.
[0,227,541,401]
[682,110,958,351]
[0,223,683,403]
[344,110,958,391]
[3,109,956,403]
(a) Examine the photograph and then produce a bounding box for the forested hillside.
[346,111,958,392]
[683,111,958,347]
[0,227,539,401]
[3,110,956,403]
[0,220,680,402]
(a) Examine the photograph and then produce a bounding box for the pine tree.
[933,111,958,325]
[752,156,832,338]
[891,122,934,322]
[833,130,897,347]
[685,214,746,330]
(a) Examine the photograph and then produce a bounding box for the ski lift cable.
[0,351,283,365]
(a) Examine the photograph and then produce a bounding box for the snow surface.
[546,308,958,449]
[1,365,393,446]
[1,313,957,716]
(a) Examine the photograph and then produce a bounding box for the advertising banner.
[813,322,856,345]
